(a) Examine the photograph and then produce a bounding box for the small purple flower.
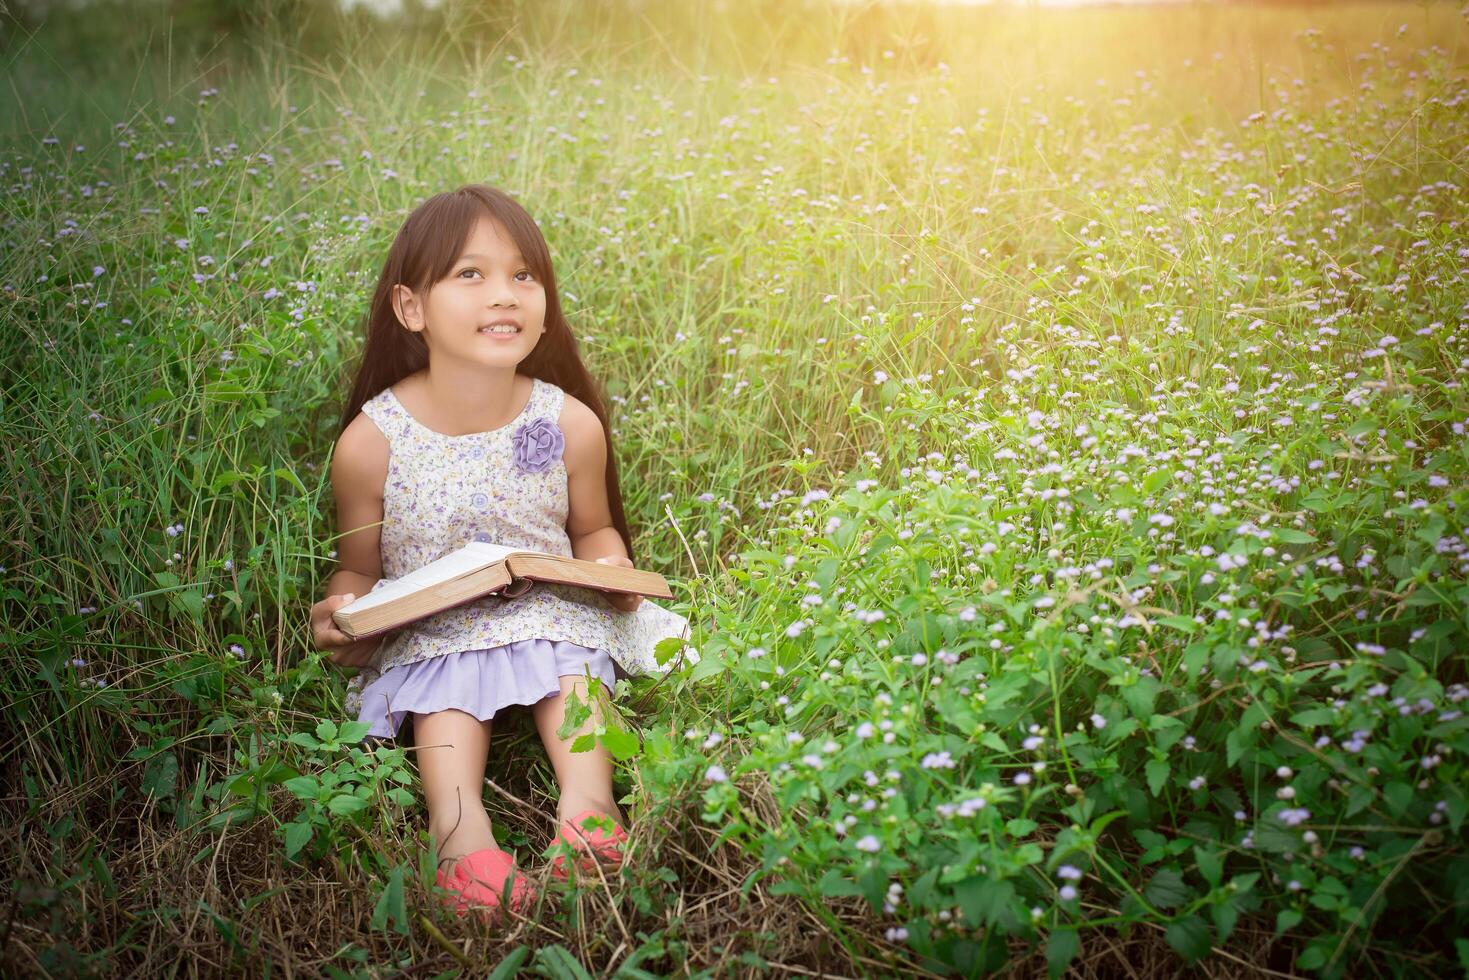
[512,417,564,473]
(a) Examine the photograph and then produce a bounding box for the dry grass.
[2,735,1317,978]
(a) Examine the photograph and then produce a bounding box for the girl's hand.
[310,593,360,653]
[595,556,644,613]
[311,593,397,668]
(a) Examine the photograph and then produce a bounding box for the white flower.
[704,764,728,783]
[855,835,882,853]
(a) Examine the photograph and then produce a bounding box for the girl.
[307,184,691,923]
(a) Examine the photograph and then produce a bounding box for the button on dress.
[342,375,693,740]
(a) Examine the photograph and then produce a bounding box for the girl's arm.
[561,395,642,613]
[315,415,393,664]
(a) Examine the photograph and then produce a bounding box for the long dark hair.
[336,184,636,562]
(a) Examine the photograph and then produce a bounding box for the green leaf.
[272,466,307,495]
[1225,727,1254,766]
[283,820,313,859]
[283,776,321,799]
[1194,845,1223,887]
[488,947,531,980]
[211,470,252,493]
[1006,818,1038,837]
[1146,758,1171,796]
[370,865,409,935]
[1383,782,1413,818]
[1346,785,1375,818]
[1046,928,1080,979]
[1142,469,1170,494]
[338,720,372,744]
[653,635,684,667]
[1145,868,1190,909]
[1275,908,1302,936]
[327,794,369,816]
[1089,809,1129,836]
[315,720,339,743]
[816,869,864,899]
[533,943,595,980]
[570,733,595,753]
[1296,944,1328,970]
[1213,896,1240,943]
[600,726,641,761]
[689,652,724,682]
[1123,676,1159,717]
[204,380,250,403]
[141,751,179,802]
[1165,916,1213,964]
[955,875,1014,927]
[1158,615,1197,633]
[1272,528,1316,544]
[1289,707,1336,727]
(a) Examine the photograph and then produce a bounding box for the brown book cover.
[331,541,674,641]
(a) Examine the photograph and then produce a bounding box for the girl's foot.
[547,809,629,879]
[435,847,538,920]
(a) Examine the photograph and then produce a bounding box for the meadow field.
[2,0,1467,975]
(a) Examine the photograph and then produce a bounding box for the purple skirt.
[355,638,617,740]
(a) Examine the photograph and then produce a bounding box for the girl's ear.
[391,283,426,332]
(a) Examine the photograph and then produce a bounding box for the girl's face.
[393,215,547,363]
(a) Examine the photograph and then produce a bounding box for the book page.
[340,541,546,614]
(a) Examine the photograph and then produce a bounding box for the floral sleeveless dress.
[342,374,692,741]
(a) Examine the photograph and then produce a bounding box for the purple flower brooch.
[511,417,564,473]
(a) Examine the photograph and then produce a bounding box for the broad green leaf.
[370,865,409,935]
[1165,915,1212,963]
[327,794,369,816]
[283,776,321,799]
[1193,845,1223,887]
[1145,868,1190,909]
[1146,758,1171,795]
[955,875,1014,927]
[600,726,641,760]
[1046,928,1080,979]
[284,820,313,859]
[338,720,372,744]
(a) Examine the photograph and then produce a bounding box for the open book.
[332,541,675,641]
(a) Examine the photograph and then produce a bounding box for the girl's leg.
[414,708,499,868]
[530,674,623,826]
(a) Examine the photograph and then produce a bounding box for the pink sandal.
[547,809,629,879]
[435,847,537,920]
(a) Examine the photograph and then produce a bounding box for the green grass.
[3,0,1467,975]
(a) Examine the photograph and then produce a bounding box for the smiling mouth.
[479,325,522,335]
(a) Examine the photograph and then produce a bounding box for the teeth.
[481,326,519,334]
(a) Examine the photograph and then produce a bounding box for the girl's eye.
[457,269,533,281]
